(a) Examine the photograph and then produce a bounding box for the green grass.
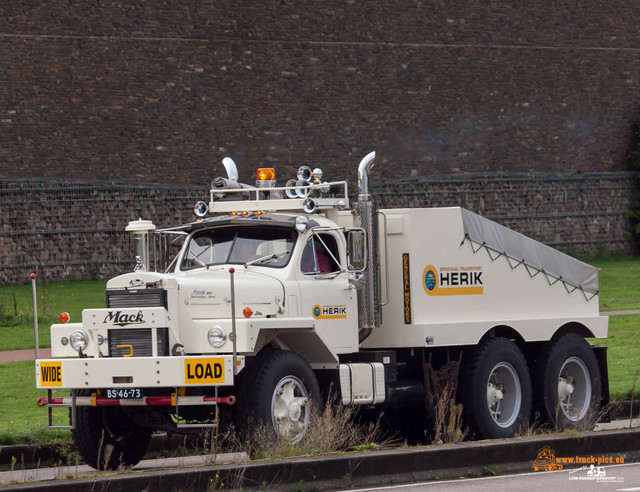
[590,315,640,400]
[0,280,106,351]
[0,360,70,445]
[590,257,640,311]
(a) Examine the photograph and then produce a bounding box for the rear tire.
[459,338,532,439]
[71,390,152,470]
[533,333,602,429]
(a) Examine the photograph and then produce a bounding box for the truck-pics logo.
[102,310,145,327]
[312,304,347,319]
[423,265,484,296]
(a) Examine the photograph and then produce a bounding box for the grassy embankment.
[0,257,638,444]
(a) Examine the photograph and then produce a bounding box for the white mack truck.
[36,152,608,470]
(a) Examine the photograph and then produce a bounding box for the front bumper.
[36,355,245,389]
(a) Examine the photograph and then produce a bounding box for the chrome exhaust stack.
[354,151,382,339]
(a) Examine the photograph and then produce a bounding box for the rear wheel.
[459,338,532,439]
[237,350,320,443]
[71,390,152,470]
[534,333,602,428]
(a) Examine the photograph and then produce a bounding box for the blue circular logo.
[313,306,321,317]
[425,270,436,290]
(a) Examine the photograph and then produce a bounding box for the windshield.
[181,226,296,270]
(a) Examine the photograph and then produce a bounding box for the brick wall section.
[0,2,639,185]
[0,2,638,284]
[0,173,633,285]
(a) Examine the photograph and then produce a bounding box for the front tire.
[459,338,532,439]
[237,350,320,443]
[534,333,602,428]
[71,390,152,470]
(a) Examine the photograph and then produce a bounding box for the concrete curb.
[0,433,200,468]
[2,427,640,491]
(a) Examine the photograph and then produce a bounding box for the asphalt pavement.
[0,348,50,364]
[347,462,640,491]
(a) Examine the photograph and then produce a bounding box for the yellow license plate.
[39,361,62,387]
[184,358,225,384]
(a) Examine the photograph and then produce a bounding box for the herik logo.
[423,265,484,296]
[103,310,145,327]
[424,269,437,291]
[312,304,347,319]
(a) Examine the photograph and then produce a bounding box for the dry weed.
[424,360,468,444]
[246,396,390,460]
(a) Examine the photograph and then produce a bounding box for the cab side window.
[301,234,341,274]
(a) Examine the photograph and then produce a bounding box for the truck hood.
[178,269,284,319]
[106,269,284,319]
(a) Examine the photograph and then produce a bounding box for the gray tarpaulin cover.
[460,209,599,295]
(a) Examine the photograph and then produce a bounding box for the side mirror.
[346,228,367,272]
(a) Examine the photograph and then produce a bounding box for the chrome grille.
[108,328,169,357]
[106,289,167,309]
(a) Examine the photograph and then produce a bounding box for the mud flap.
[592,344,610,422]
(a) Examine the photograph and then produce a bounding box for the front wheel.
[237,350,320,443]
[459,338,532,439]
[71,390,152,470]
[534,333,602,429]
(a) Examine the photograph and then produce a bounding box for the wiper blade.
[244,251,290,268]
[188,251,209,269]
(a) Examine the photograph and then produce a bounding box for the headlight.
[69,330,88,352]
[208,326,227,348]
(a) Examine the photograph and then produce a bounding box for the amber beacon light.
[257,168,275,181]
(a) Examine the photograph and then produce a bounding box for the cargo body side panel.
[362,207,606,349]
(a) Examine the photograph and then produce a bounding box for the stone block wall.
[1,2,639,284]
[374,172,635,254]
[0,179,207,284]
[0,173,633,285]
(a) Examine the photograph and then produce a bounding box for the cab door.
[296,231,358,352]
